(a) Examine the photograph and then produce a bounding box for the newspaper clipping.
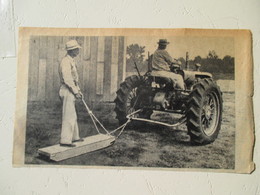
[13,28,254,173]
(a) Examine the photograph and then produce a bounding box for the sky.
[126,36,235,60]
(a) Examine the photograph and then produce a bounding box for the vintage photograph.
[14,28,254,172]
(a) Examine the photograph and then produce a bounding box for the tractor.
[114,54,223,145]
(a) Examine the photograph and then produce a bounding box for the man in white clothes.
[59,40,84,147]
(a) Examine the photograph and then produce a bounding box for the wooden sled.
[38,134,115,162]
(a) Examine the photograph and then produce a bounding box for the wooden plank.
[69,36,75,40]
[75,36,84,90]
[58,37,67,63]
[39,36,47,59]
[96,37,105,95]
[37,59,47,101]
[97,37,105,62]
[96,62,104,95]
[62,36,70,47]
[28,36,40,101]
[38,134,115,161]
[53,36,64,102]
[89,37,98,101]
[83,36,91,61]
[82,37,91,100]
[103,37,112,101]
[117,36,126,88]
[38,36,47,102]
[82,60,91,101]
[28,36,34,101]
[110,37,119,100]
[45,36,55,102]
[122,37,126,81]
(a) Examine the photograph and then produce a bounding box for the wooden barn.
[28,36,126,105]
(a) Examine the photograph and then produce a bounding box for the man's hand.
[171,63,180,68]
[170,62,181,73]
[170,63,180,69]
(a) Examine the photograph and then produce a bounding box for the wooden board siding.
[82,37,91,101]
[89,37,98,101]
[117,36,126,88]
[110,37,119,100]
[75,36,84,89]
[103,37,112,101]
[37,59,47,101]
[45,36,55,102]
[27,36,125,104]
[96,37,105,95]
[28,36,39,101]
[54,37,64,102]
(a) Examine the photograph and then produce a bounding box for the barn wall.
[27,36,126,104]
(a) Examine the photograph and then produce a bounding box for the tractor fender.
[178,70,212,89]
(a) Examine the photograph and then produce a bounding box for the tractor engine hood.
[180,70,212,81]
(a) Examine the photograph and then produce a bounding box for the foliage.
[126,44,147,72]
[207,50,219,59]
[194,56,202,64]
[188,51,234,80]
[177,57,186,69]
[125,45,234,80]
[175,50,234,80]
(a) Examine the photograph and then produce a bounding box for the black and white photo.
[13,28,254,173]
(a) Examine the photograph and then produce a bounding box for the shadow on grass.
[124,121,192,146]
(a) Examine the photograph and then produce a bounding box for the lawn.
[25,92,235,169]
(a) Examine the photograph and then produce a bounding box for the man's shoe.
[60,143,76,147]
[73,138,84,142]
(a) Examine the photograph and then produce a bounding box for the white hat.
[65,40,82,51]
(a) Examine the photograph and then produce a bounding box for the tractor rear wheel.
[186,78,223,145]
[114,75,152,125]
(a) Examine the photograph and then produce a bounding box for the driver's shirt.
[152,49,173,71]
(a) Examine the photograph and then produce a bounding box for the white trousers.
[152,70,185,89]
[59,85,80,144]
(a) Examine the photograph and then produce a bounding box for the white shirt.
[59,54,80,94]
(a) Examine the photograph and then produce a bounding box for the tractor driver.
[152,39,185,90]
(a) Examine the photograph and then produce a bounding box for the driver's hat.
[157,39,170,45]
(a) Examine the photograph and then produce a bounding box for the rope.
[81,98,186,139]
[89,113,101,134]
[115,118,131,138]
[81,98,136,137]
[90,113,111,135]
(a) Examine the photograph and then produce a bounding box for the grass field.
[25,92,235,169]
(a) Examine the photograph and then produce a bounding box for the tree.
[223,55,234,65]
[177,57,186,68]
[194,55,202,64]
[222,55,235,73]
[177,57,186,65]
[207,50,218,59]
[126,44,146,72]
